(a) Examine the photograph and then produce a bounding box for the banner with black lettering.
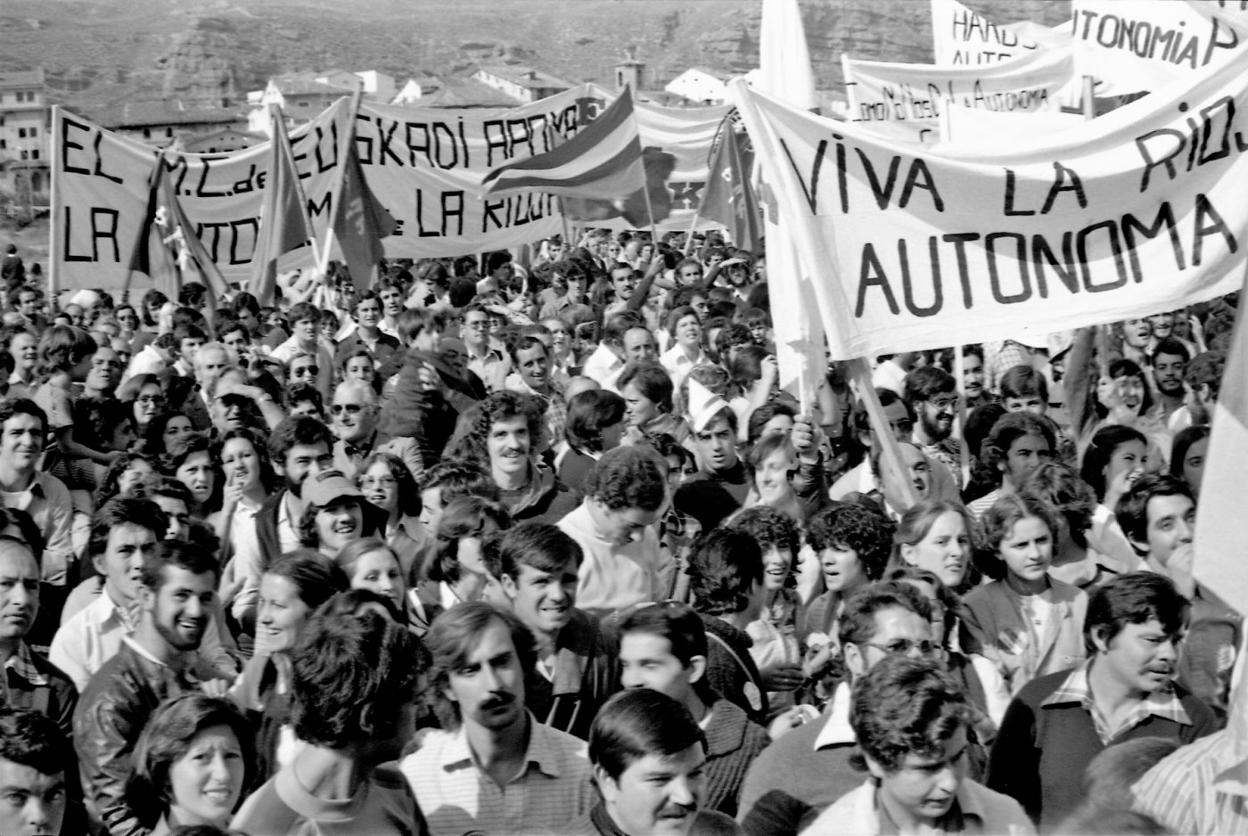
[1071,0,1248,96]
[729,47,1248,360]
[842,47,1075,144]
[52,87,616,292]
[930,0,1068,66]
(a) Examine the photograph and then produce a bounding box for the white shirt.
[557,501,671,614]
[580,343,624,393]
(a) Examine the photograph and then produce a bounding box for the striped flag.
[249,109,313,304]
[481,88,645,200]
[127,155,229,311]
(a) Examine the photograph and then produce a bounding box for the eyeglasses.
[929,396,960,409]
[464,319,489,330]
[293,365,319,376]
[330,403,365,416]
[863,638,939,657]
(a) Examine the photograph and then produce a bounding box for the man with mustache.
[805,656,1031,835]
[1148,337,1190,424]
[904,366,963,491]
[986,572,1217,831]
[401,601,594,836]
[73,540,229,836]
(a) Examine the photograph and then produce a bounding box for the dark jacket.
[503,462,580,525]
[72,643,203,836]
[254,489,389,576]
[700,615,769,726]
[335,330,402,380]
[5,645,77,740]
[377,348,465,470]
[675,461,751,530]
[525,607,617,740]
[703,699,771,817]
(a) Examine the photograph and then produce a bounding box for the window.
[27,127,36,138]
[17,128,24,138]
[30,149,38,160]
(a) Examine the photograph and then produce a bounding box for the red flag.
[330,137,395,290]
[127,156,230,310]
[249,111,313,304]
[699,118,763,254]
[482,88,645,201]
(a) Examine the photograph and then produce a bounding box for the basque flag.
[482,88,645,200]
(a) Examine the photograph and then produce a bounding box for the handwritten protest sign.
[842,48,1075,144]
[730,45,1248,360]
[930,0,1068,66]
[52,86,619,291]
[1071,0,1248,96]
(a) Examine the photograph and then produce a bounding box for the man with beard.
[401,601,594,836]
[1148,338,1189,424]
[904,366,962,490]
[73,540,229,836]
[229,416,334,629]
[806,657,1030,835]
[329,381,422,482]
[496,522,615,740]
[987,572,1217,831]
[51,498,236,692]
[558,446,669,616]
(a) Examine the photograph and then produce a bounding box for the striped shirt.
[1041,662,1192,745]
[399,714,594,836]
[1133,728,1248,834]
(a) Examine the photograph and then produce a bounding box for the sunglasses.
[293,365,319,376]
[330,403,365,416]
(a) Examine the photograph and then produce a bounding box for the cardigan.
[703,699,772,817]
[986,667,1218,832]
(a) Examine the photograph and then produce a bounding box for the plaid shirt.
[1042,661,1192,745]
[2,642,49,707]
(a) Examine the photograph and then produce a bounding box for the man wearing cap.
[674,384,750,531]
[300,469,387,554]
[329,381,423,482]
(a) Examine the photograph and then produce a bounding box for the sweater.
[986,667,1218,832]
[703,699,772,818]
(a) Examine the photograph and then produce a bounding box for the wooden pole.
[47,105,62,311]
[848,357,918,508]
[954,346,971,487]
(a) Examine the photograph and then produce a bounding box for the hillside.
[0,0,1071,110]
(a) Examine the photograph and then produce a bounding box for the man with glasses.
[329,381,422,482]
[904,366,963,490]
[737,582,937,836]
[461,302,511,393]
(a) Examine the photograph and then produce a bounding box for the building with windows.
[471,65,574,104]
[0,69,51,204]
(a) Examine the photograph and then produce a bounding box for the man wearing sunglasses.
[328,382,422,483]
[737,582,937,836]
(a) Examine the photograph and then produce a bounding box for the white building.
[664,67,730,105]
[471,65,573,104]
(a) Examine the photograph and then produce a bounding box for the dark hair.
[140,539,220,590]
[1150,337,1191,365]
[430,496,512,584]
[904,366,956,404]
[982,411,1056,479]
[214,428,279,494]
[838,581,931,650]
[1080,424,1148,502]
[358,451,421,517]
[617,362,673,415]
[0,707,71,775]
[0,397,48,438]
[1169,426,1210,482]
[1084,571,1189,655]
[447,392,540,466]
[265,550,349,609]
[618,601,709,671]
[425,602,536,729]
[850,656,969,773]
[728,506,800,557]
[964,403,1007,461]
[290,608,424,749]
[976,493,1062,581]
[0,506,45,555]
[1000,364,1049,403]
[88,497,168,561]
[885,566,960,644]
[687,529,763,616]
[1113,473,1194,548]
[1100,358,1154,417]
[1022,462,1096,550]
[1184,351,1225,398]
[267,414,333,465]
[142,411,194,459]
[417,458,500,503]
[36,324,96,382]
[584,446,666,512]
[93,451,158,507]
[807,503,895,581]
[129,695,256,825]
[589,689,706,781]
[565,390,626,454]
[746,400,796,445]
[496,521,584,580]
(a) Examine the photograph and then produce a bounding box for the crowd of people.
[0,229,1240,835]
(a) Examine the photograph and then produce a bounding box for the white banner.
[730,45,1248,360]
[842,47,1075,144]
[941,103,1084,150]
[1071,0,1248,96]
[930,0,1068,66]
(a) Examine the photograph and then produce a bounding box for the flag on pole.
[127,156,229,310]
[249,109,313,304]
[329,126,396,290]
[698,118,762,255]
[481,88,645,200]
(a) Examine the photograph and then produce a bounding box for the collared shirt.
[660,343,708,389]
[558,501,670,615]
[399,714,594,836]
[49,589,234,693]
[812,681,855,750]
[581,343,624,393]
[466,344,512,394]
[1042,661,1192,745]
[1133,728,1248,835]
[0,471,75,586]
[1,641,48,706]
[807,778,1035,836]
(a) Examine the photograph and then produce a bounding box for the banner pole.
[954,345,971,486]
[849,356,917,508]
[1081,75,1095,121]
[557,197,573,250]
[47,105,61,311]
[682,210,699,256]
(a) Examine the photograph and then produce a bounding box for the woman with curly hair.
[409,495,511,635]
[356,451,428,587]
[143,411,197,461]
[93,451,159,507]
